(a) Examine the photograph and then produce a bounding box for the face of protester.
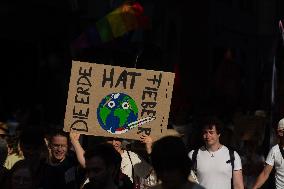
[277,128,284,137]
[86,156,113,188]
[11,167,33,189]
[202,125,220,147]
[107,138,123,153]
[50,135,68,162]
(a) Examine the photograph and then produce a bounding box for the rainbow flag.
[72,2,149,49]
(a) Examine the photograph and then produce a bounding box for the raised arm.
[140,134,153,154]
[252,164,273,189]
[70,132,86,168]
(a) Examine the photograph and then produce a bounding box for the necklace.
[206,145,222,157]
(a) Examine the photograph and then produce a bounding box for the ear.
[47,143,52,150]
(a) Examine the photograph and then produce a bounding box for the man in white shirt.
[188,117,244,189]
[252,118,284,189]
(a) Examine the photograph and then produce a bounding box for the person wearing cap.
[252,118,284,189]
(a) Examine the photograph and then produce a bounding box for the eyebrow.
[203,129,216,132]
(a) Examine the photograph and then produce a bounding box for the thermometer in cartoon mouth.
[127,116,156,129]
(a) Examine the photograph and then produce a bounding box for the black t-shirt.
[40,155,80,189]
[0,166,9,187]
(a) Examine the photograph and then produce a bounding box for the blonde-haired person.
[4,136,24,169]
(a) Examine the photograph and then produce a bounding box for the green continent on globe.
[99,106,111,125]
[113,96,138,127]
[128,98,138,114]
[114,108,130,127]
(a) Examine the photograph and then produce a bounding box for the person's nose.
[204,132,210,139]
[57,148,64,152]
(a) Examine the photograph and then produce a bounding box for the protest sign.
[64,61,175,140]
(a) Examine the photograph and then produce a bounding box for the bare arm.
[233,169,244,189]
[140,134,153,154]
[70,132,86,168]
[252,164,273,189]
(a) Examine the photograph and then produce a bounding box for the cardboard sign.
[64,61,175,140]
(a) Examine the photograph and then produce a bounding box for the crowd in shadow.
[0,107,279,189]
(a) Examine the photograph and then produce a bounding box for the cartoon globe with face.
[97,93,139,134]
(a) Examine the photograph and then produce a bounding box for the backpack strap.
[278,144,284,159]
[126,151,140,188]
[229,148,235,172]
[192,149,199,174]
[126,151,135,179]
[228,148,235,188]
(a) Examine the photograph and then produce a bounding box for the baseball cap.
[278,118,284,131]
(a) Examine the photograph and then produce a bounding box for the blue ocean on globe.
[97,93,139,134]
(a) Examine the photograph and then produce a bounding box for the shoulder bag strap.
[278,144,284,159]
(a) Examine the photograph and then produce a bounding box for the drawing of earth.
[97,93,138,134]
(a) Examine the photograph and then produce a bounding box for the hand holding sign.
[140,134,153,154]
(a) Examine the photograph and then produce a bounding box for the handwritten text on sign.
[64,61,175,140]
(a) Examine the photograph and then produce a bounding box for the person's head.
[84,143,122,188]
[0,137,8,167]
[0,122,9,140]
[19,127,46,160]
[201,116,223,147]
[151,136,191,188]
[48,129,69,163]
[9,160,35,189]
[6,136,20,155]
[106,137,124,153]
[277,118,284,137]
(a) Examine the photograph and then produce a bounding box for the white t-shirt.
[188,145,242,189]
[265,144,284,189]
[121,150,152,182]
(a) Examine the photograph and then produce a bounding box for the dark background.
[0,0,283,130]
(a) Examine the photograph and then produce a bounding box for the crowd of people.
[0,115,284,189]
